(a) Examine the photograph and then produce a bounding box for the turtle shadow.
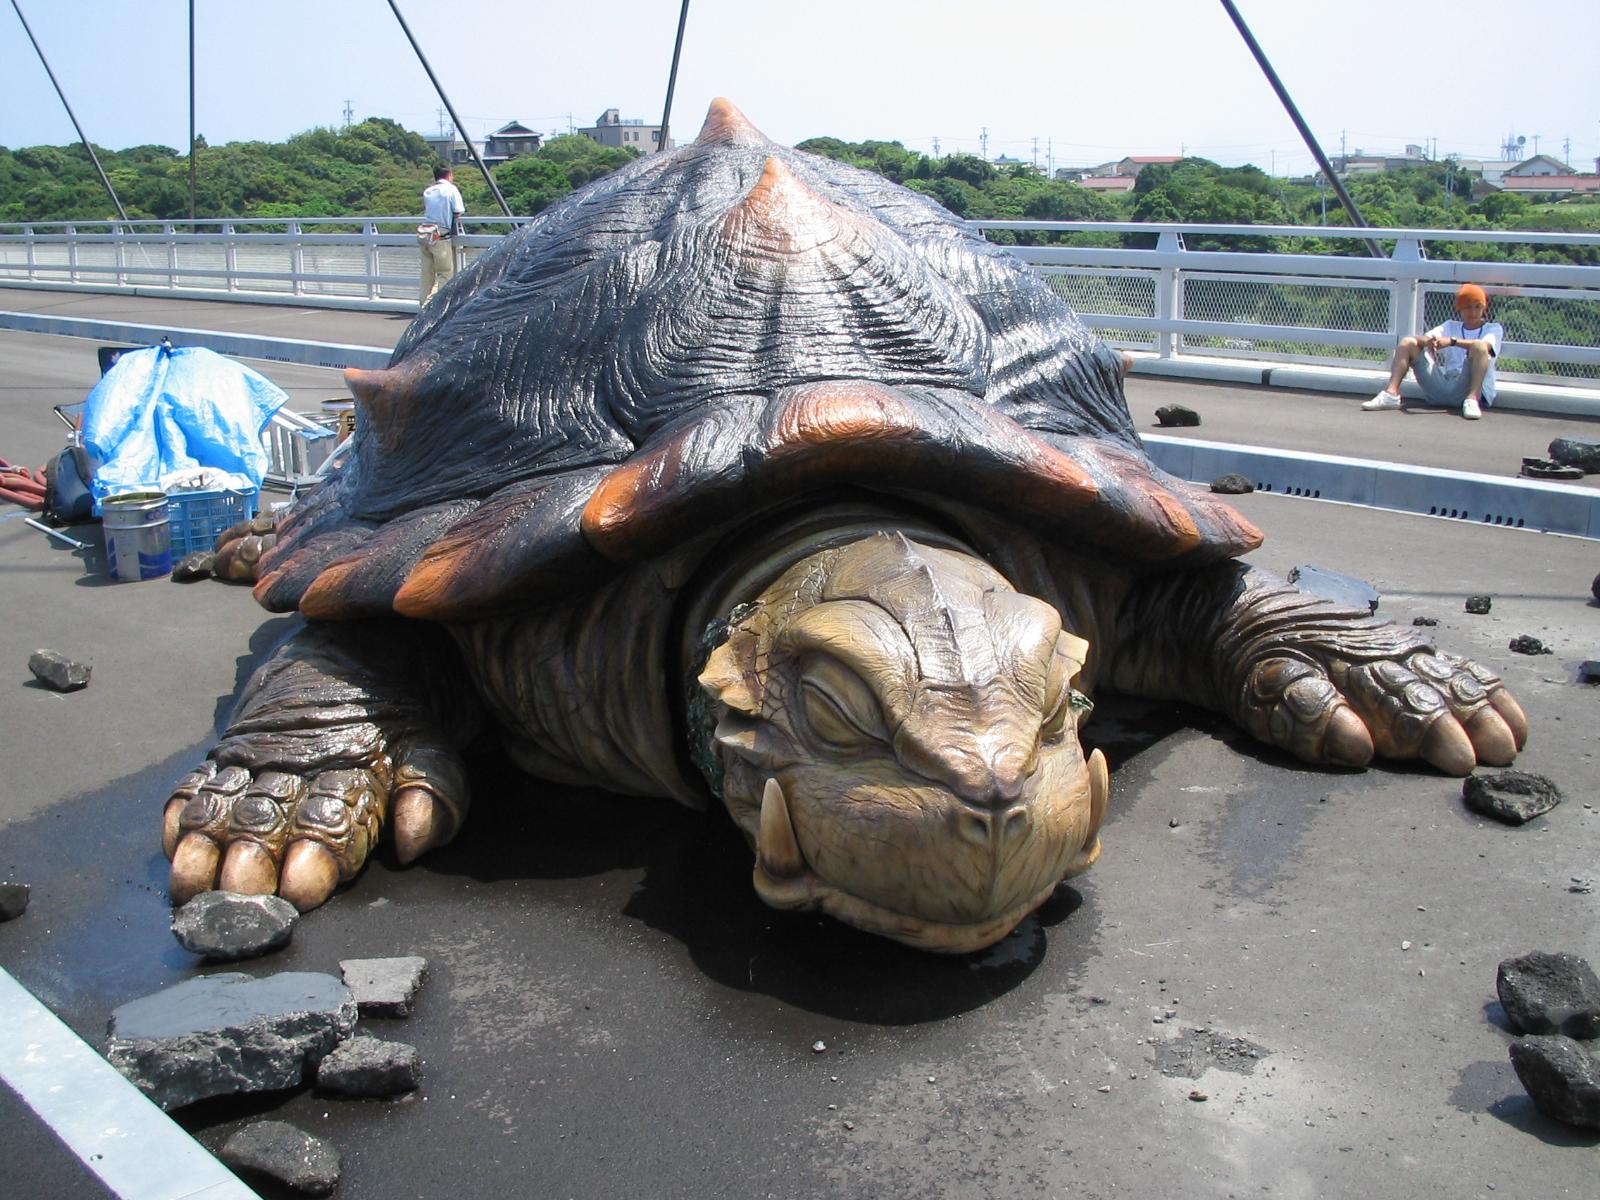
[418,748,1082,1023]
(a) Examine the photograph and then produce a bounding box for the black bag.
[43,444,95,525]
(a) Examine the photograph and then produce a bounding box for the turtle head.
[697,532,1108,953]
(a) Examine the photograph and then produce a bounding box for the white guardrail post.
[1154,229,1184,360]
[1389,235,1424,343]
[364,222,380,302]
[290,221,305,299]
[224,222,238,294]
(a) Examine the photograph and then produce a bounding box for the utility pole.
[1533,134,1540,156]
[188,0,196,229]
[980,127,988,160]
[1032,136,1038,168]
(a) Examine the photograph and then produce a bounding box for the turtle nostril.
[960,812,991,847]
[957,806,1030,848]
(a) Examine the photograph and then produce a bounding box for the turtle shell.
[255,99,1261,622]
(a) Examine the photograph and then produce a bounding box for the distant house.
[1113,155,1182,176]
[1331,145,1428,175]
[422,121,543,168]
[484,121,543,164]
[1503,154,1573,178]
[1454,158,1523,187]
[1500,172,1600,198]
[423,134,471,166]
[1074,175,1137,194]
[578,108,672,152]
[992,154,1039,172]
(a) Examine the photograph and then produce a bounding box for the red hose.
[0,457,50,511]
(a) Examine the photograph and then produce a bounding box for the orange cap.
[1456,284,1487,309]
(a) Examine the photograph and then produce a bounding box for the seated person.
[1361,283,1503,420]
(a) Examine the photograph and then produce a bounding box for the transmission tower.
[342,100,354,127]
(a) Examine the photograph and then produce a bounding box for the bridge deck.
[2,289,1599,1200]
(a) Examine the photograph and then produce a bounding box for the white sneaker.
[1462,396,1482,420]
[1361,391,1401,411]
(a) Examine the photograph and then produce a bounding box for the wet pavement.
[2,291,1598,1198]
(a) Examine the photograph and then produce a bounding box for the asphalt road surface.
[1,296,1597,1199]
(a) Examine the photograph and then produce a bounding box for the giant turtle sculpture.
[165,100,1527,953]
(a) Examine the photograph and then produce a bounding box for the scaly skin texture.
[165,621,481,911]
[1107,562,1526,775]
[167,528,1526,947]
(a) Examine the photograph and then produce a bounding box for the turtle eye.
[799,656,888,749]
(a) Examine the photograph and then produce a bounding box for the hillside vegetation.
[4,121,1595,270]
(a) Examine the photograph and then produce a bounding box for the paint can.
[102,492,172,581]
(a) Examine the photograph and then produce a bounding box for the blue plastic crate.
[165,487,259,557]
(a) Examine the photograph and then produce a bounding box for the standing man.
[1360,284,1503,420]
[419,165,466,305]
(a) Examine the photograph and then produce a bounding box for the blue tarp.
[81,344,287,511]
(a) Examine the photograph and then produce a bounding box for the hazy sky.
[3,0,1596,177]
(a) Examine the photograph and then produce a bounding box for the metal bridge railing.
[3,217,1598,389]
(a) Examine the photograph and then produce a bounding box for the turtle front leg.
[1107,563,1527,776]
[164,620,482,910]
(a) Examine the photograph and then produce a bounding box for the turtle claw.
[212,514,278,583]
[169,834,222,905]
[1418,717,1476,777]
[219,840,280,895]
[280,841,341,912]
[163,747,469,912]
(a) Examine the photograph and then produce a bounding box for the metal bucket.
[102,492,172,582]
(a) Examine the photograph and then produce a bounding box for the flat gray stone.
[1286,564,1379,614]
[1209,473,1254,495]
[1497,951,1600,1039]
[0,882,29,921]
[1508,1036,1600,1129]
[315,1035,420,1097]
[1462,770,1562,825]
[172,891,298,960]
[28,649,90,692]
[220,1120,341,1196]
[106,971,356,1110]
[340,955,427,1017]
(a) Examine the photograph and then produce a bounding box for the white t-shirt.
[1430,317,1505,400]
[422,178,465,232]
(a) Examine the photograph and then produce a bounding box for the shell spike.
[695,98,770,146]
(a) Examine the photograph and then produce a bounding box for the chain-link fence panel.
[1422,285,1600,381]
[1041,268,1157,349]
[1181,275,1393,363]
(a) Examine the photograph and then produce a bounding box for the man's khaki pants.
[420,237,455,304]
